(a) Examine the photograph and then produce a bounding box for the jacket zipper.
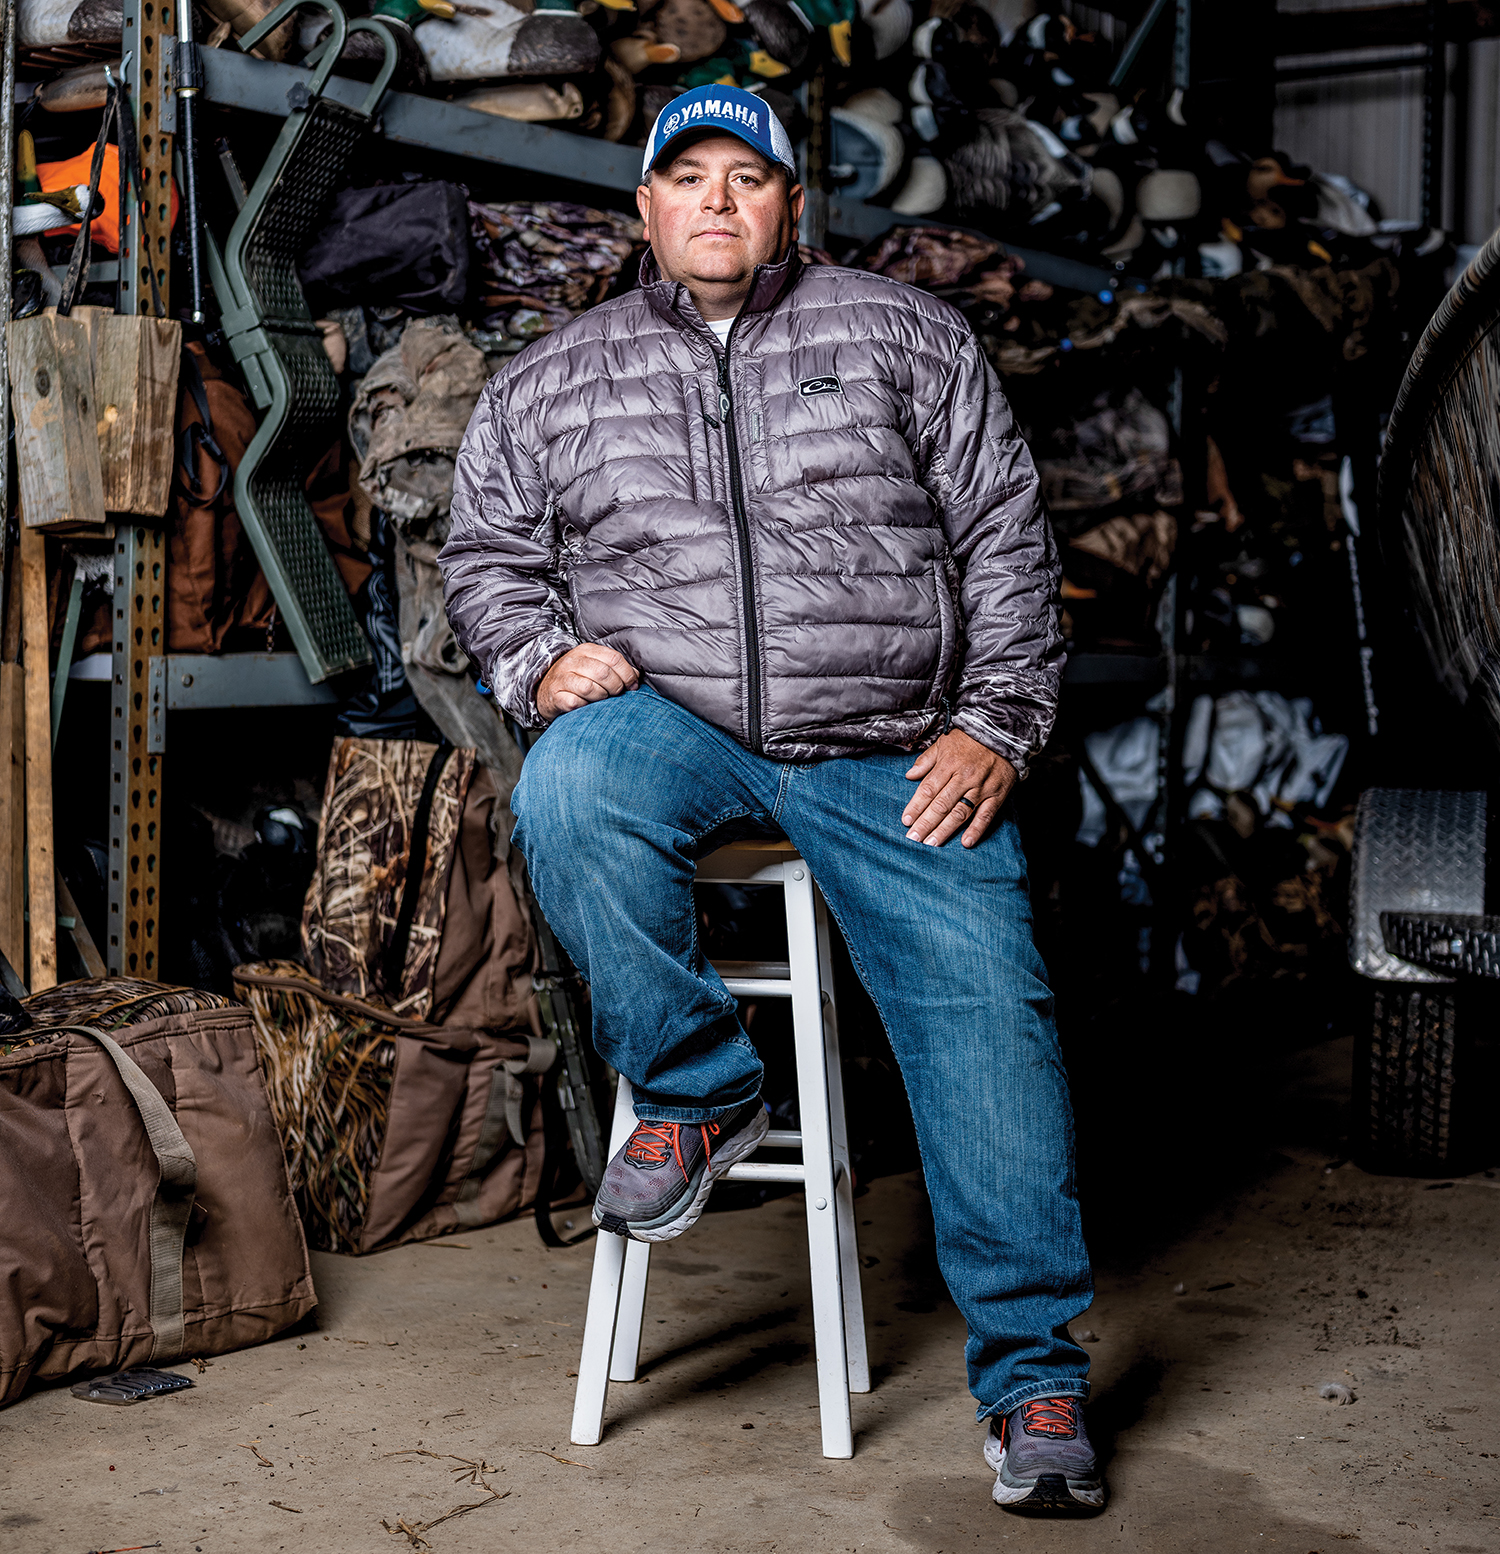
[716,311,763,753]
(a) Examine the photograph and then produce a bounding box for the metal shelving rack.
[90,21,1147,978]
[83,0,1400,980]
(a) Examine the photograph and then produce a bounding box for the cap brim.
[647,121,791,178]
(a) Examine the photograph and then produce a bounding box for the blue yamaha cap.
[642,84,798,181]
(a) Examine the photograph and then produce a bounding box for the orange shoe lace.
[1019,1398,1079,1438]
[624,1119,721,1177]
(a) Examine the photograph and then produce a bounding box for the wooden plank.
[19,523,56,990]
[66,303,108,373]
[0,521,25,975]
[55,868,105,979]
[94,315,182,514]
[7,314,106,530]
[0,661,23,973]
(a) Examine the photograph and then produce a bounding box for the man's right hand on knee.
[538,643,640,720]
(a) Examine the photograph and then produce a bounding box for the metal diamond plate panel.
[1350,788,1487,982]
[1381,912,1500,980]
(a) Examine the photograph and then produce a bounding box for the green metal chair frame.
[206,1,400,683]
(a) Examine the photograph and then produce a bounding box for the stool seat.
[569,841,869,1459]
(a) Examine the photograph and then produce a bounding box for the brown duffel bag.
[0,981,316,1409]
[232,961,551,1253]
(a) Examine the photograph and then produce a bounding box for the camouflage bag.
[283,735,606,1250]
[301,736,536,1029]
[232,961,550,1253]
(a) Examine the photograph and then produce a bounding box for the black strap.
[113,81,166,319]
[380,740,454,1001]
[533,1066,595,1249]
[56,80,117,316]
[175,348,230,505]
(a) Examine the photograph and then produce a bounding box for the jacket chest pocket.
[737,360,771,492]
[682,373,723,506]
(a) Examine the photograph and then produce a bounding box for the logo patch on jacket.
[798,375,843,398]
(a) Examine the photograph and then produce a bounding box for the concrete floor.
[3,1031,1498,1554]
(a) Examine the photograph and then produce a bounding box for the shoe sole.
[985,1439,1106,1515]
[593,1108,770,1244]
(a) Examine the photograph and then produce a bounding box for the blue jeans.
[511,685,1092,1420]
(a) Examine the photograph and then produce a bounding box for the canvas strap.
[452,1036,556,1227]
[112,79,166,319]
[58,1024,199,1362]
[380,740,454,1000]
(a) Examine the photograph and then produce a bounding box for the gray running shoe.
[985,1397,1106,1515]
[592,1098,768,1243]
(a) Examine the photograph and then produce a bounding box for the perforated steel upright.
[108,526,166,978]
[109,0,173,978]
[118,0,175,320]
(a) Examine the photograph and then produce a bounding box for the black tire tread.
[1360,984,1459,1171]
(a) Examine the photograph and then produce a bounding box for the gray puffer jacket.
[440,247,1063,772]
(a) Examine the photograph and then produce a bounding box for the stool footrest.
[710,959,791,980]
[722,978,794,999]
[724,1162,808,1183]
[723,1159,844,1185]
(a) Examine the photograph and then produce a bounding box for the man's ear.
[789,182,806,231]
[636,179,652,240]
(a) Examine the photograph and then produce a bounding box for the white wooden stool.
[569,839,870,1458]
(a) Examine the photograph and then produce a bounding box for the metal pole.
[797,69,827,252]
[1451,35,1470,242]
[176,0,205,322]
[117,0,174,316]
[1422,0,1446,228]
[1172,0,1191,91]
[1109,0,1172,92]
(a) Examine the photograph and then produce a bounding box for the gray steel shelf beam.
[197,46,1135,296]
[197,45,643,193]
[164,651,339,710]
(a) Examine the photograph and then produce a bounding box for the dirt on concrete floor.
[2,1032,1497,1554]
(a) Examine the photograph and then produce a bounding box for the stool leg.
[784,862,853,1459]
[815,887,869,1395]
[609,1240,652,1382]
[570,1075,636,1445]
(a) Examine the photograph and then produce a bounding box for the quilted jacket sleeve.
[917,329,1064,776]
[439,378,580,727]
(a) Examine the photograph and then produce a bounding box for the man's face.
[637,134,805,300]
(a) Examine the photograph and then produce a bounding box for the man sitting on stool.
[440,83,1104,1517]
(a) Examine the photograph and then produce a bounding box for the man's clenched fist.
[537,642,640,720]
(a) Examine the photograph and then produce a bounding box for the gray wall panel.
[1270,1,1499,244]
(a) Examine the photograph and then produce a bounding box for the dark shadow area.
[1060,981,1357,1267]
[636,1304,802,1380]
[1082,1352,1168,1466]
[685,1338,812,1391]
